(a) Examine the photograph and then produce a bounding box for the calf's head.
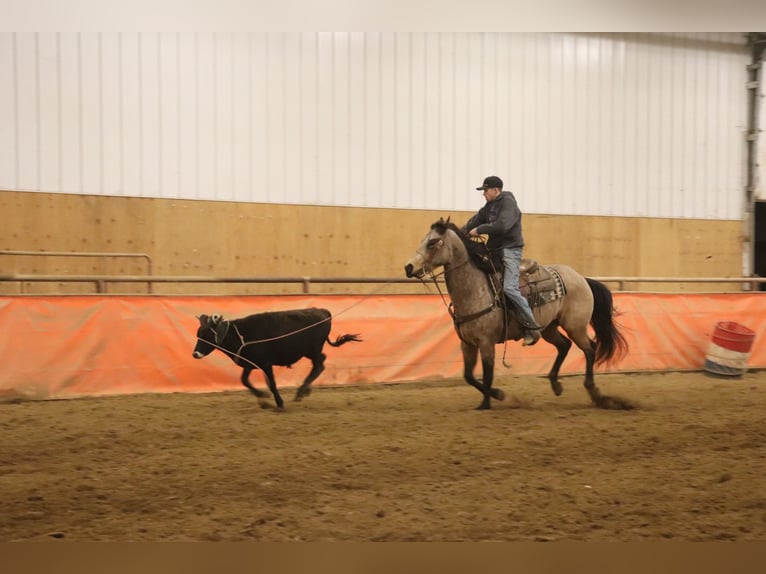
[192,314,231,358]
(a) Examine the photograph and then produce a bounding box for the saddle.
[518,259,567,308]
[484,258,567,343]
[488,258,567,311]
[461,242,567,340]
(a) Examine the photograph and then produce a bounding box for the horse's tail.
[586,278,628,366]
[327,334,363,347]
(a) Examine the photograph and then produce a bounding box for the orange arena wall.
[1,293,764,400]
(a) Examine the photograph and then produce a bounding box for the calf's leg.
[260,364,285,409]
[240,368,269,398]
[240,367,271,408]
[294,352,326,401]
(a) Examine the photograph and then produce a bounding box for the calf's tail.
[327,334,363,347]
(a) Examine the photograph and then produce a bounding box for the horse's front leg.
[477,343,496,410]
[461,341,505,409]
[461,341,484,397]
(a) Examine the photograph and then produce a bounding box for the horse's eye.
[426,238,440,250]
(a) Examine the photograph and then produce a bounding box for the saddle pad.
[520,264,567,309]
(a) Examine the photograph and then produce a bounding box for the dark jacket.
[461,191,524,250]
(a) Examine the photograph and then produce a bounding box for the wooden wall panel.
[0,191,744,294]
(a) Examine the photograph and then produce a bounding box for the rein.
[421,234,514,368]
[426,262,499,327]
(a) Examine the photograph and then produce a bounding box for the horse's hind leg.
[540,323,572,396]
[460,341,504,408]
[294,352,326,401]
[568,330,602,406]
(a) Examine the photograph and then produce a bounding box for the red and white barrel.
[704,321,756,377]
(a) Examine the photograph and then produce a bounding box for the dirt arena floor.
[1,370,765,542]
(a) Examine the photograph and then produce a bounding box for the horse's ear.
[445,216,451,225]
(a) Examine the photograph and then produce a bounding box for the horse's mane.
[430,218,502,274]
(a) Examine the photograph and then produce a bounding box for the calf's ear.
[214,320,230,344]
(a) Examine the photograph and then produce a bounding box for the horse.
[404,217,632,410]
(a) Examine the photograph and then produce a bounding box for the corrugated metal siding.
[0,32,750,220]
[756,40,766,202]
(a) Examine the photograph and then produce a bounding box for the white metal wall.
[0,32,751,220]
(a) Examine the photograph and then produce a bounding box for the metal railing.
[589,276,766,292]
[0,273,765,294]
[0,274,419,294]
[0,250,154,293]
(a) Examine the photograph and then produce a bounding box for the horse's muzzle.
[404,263,425,279]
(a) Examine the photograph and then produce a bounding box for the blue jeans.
[502,247,539,329]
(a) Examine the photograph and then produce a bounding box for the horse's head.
[404,217,461,279]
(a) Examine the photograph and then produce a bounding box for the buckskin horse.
[404,217,631,410]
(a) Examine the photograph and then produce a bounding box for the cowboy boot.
[521,318,542,346]
[522,328,541,346]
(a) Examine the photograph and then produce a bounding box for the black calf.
[192,307,362,408]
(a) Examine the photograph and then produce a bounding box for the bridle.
[414,229,514,367]
[417,232,502,328]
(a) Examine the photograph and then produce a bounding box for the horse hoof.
[551,382,563,396]
[492,388,506,401]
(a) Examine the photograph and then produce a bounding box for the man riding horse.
[405,217,631,410]
[462,175,542,346]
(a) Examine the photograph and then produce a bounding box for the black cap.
[476,175,503,190]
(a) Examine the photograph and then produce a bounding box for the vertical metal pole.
[145,255,153,294]
[745,34,765,288]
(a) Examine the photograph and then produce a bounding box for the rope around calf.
[195,279,404,370]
